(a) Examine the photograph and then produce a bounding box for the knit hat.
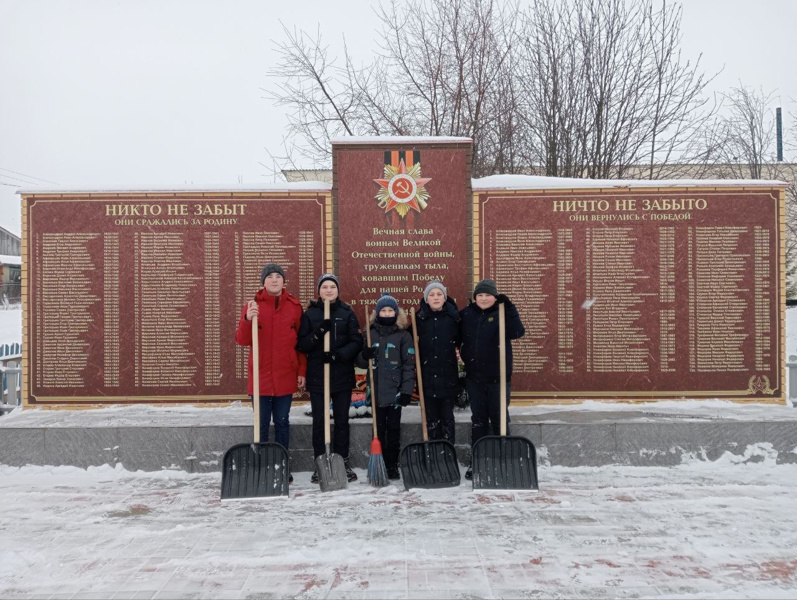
[473,278,498,298]
[423,280,447,303]
[260,263,285,285]
[317,273,340,294]
[375,291,399,314]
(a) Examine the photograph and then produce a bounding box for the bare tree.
[267,0,521,175]
[515,0,714,179]
[266,24,359,171]
[267,0,715,180]
[706,85,778,179]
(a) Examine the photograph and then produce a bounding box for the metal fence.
[1,343,21,409]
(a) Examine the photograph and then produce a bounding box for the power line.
[0,167,58,185]
[0,174,42,186]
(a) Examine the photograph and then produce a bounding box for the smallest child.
[356,292,416,480]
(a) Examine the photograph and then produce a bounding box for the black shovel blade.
[316,451,348,492]
[400,440,461,490]
[472,435,538,491]
[221,442,290,500]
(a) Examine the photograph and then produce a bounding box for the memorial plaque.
[22,190,331,406]
[333,139,472,311]
[474,186,784,402]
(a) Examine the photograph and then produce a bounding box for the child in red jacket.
[235,263,307,468]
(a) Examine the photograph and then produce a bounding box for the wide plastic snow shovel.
[316,299,348,492]
[472,302,538,491]
[221,314,290,500]
[399,308,460,490]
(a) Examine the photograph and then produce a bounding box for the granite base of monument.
[1,404,795,471]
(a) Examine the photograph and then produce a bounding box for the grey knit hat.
[260,263,285,284]
[375,291,399,314]
[473,278,498,298]
[317,273,340,294]
[423,280,447,303]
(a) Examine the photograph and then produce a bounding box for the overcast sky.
[1,0,795,236]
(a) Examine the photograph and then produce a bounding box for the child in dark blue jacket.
[459,279,525,479]
[413,280,461,443]
[356,292,416,480]
[296,274,362,483]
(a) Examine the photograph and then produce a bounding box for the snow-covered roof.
[16,182,332,195]
[473,174,788,190]
[0,254,21,266]
[331,136,472,144]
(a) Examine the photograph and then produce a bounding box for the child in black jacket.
[355,292,416,480]
[413,280,461,443]
[296,274,362,483]
[459,278,525,479]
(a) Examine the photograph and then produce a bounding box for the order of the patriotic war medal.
[374,150,431,218]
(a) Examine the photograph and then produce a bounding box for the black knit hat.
[260,263,285,285]
[317,273,340,294]
[473,278,498,298]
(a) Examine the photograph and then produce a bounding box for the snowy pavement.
[2,449,797,599]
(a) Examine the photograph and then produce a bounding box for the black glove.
[322,351,335,364]
[496,294,512,306]
[317,319,332,335]
[361,347,376,360]
[398,393,412,407]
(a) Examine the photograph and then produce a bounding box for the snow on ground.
[0,306,21,347]
[1,453,797,599]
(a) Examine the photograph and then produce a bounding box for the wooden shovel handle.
[252,314,260,443]
[365,305,378,437]
[323,299,331,446]
[499,302,507,436]
[409,308,428,442]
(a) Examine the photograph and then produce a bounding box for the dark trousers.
[466,379,511,448]
[310,389,352,459]
[424,393,456,444]
[375,404,402,470]
[255,394,292,449]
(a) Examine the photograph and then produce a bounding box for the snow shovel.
[399,308,460,490]
[471,302,538,491]
[365,305,388,487]
[221,313,290,500]
[316,299,348,491]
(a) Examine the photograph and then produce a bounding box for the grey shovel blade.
[316,451,348,492]
[472,435,539,491]
[221,442,290,499]
[400,440,461,490]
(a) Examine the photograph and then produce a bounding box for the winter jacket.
[296,298,362,394]
[459,299,525,383]
[355,310,416,408]
[413,298,461,399]
[235,288,307,397]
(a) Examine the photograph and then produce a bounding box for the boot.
[464,466,473,480]
[344,458,358,482]
[310,470,319,484]
[387,466,401,480]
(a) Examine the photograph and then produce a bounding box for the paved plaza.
[2,448,797,599]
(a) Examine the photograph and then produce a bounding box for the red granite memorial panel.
[475,188,783,402]
[23,192,329,406]
[333,141,472,312]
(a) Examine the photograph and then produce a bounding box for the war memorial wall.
[19,137,786,407]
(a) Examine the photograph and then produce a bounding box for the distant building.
[0,226,20,256]
[0,227,21,305]
[0,254,21,305]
